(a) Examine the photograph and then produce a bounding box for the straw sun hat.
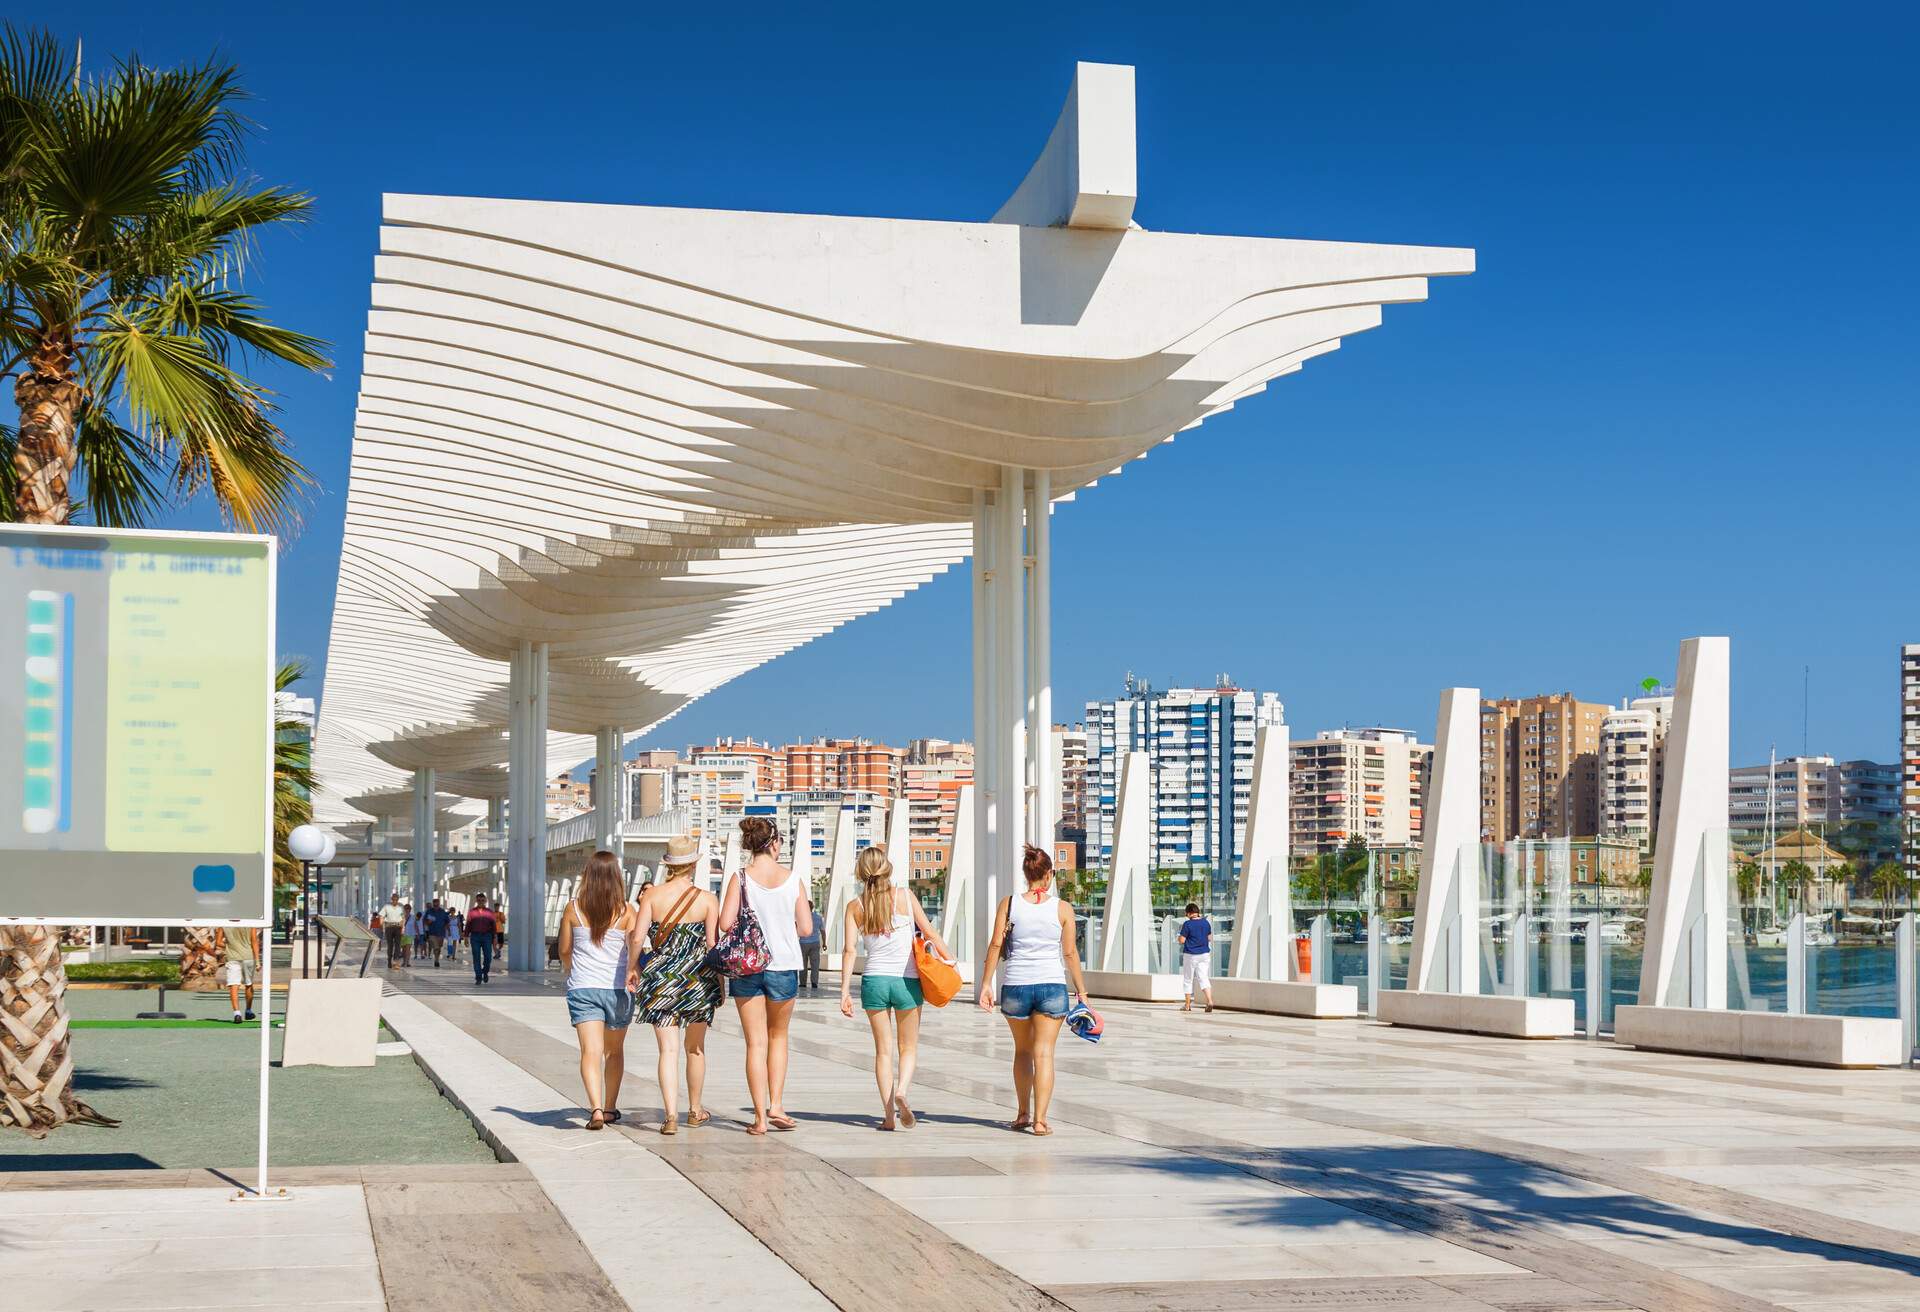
[662,835,700,871]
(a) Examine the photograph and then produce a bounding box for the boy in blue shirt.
[1177,902,1214,1013]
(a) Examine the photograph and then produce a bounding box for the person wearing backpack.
[718,816,813,1136]
[838,844,955,1131]
[631,835,722,1135]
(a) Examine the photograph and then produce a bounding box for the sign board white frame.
[0,522,277,929]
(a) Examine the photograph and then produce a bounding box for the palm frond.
[0,420,18,517]
[165,384,312,535]
[71,394,163,526]
[148,275,330,370]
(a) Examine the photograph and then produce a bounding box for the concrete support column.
[994,464,1027,905]
[1025,470,1053,847]
[507,639,549,974]
[969,492,995,992]
[411,767,435,908]
[593,725,623,856]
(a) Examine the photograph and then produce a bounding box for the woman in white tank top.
[977,844,1091,1137]
[558,851,638,1131]
[838,845,956,1130]
[719,817,815,1135]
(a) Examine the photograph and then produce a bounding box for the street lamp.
[288,825,334,978]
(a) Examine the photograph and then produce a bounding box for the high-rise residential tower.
[1084,676,1285,882]
[1600,695,1673,853]
[1290,728,1431,856]
[1479,693,1608,841]
[1905,644,1920,878]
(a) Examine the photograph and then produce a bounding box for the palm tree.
[1,28,328,1135]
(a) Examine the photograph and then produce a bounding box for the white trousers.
[1180,952,1211,995]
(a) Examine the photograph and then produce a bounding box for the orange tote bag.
[913,937,962,1007]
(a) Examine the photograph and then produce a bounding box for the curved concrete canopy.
[311,61,1472,822]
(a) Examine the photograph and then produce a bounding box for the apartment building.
[1600,695,1673,852]
[675,750,766,845]
[901,742,972,881]
[545,769,593,820]
[625,749,678,821]
[1084,676,1285,880]
[687,738,783,792]
[1053,723,1089,839]
[1480,694,1607,841]
[1729,755,1835,846]
[1906,644,1920,878]
[783,737,902,800]
[742,789,887,868]
[1290,728,1431,857]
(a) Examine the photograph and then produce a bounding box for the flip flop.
[768,1114,798,1131]
[746,1122,769,1137]
[1009,1116,1032,1132]
[1031,1122,1053,1137]
[894,1098,916,1129]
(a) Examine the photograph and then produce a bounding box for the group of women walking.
[555,816,1091,1138]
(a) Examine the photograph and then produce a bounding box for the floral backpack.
[704,890,772,978]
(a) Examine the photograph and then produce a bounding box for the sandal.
[1031,1121,1053,1137]
[586,1108,606,1131]
[687,1110,712,1128]
[894,1097,916,1130]
[604,1109,623,1123]
[746,1121,769,1137]
[1009,1115,1032,1133]
[659,1116,678,1136]
[768,1114,798,1131]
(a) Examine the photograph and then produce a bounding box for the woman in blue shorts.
[558,850,635,1130]
[977,844,1091,1137]
[720,817,814,1136]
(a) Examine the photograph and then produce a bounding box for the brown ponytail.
[1022,844,1053,885]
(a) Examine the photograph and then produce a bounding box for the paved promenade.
[6,968,1919,1310]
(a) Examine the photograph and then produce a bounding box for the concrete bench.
[1615,1005,1905,1068]
[1208,977,1358,1018]
[1082,970,1185,1003]
[1377,989,1575,1038]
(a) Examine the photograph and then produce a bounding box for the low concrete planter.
[1615,1005,1905,1068]
[1082,970,1185,1003]
[1377,989,1575,1038]
[1208,977,1358,1018]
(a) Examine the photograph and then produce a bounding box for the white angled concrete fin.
[887,794,912,887]
[1231,724,1290,980]
[790,816,815,890]
[1099,750,1151,972]
[1409,688,1481,994]
[994,62,1138,230]
[942,785,975,954]
[825,807,859,954]
[1640,637,1731,1009]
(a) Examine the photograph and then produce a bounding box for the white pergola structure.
[311,61,1472,977]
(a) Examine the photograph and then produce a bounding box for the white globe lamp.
[316,833,338,866]
[288,824,328,863]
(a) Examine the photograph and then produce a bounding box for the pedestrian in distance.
[799,900,825,991]
[401,902,421,967]
[719,816,813,1136]
[425,898,450,968]
[412,903,429,962]
[223,924,260,1023]
[380,892,404,967]
[977,844,1092,1137]
[631,835,723,1135]
[466,894,499,984]
[559,850,636,1131]
[1179,902,1215,1013]
[445,907,462,964]
[839,845,953,1131]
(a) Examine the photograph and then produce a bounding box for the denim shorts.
[566,988,633,1030]
[730,969,799,1002]
[1000,982,1070,1019]
[860,974,924,1012]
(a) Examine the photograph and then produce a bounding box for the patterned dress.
[638,921,723,1027]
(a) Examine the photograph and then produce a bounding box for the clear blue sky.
[64,2,1919,768]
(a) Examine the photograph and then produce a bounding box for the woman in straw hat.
[631,835,723,1134]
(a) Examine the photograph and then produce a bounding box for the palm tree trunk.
[10,332,82,525]
[3,334,97,1134]
[179,929,224,991]
[1,923,115,1134]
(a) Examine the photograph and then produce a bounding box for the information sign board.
[0,524,275,924]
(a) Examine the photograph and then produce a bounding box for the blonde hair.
[853,845,896,937]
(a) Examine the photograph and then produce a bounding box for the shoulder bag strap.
[652,884,701,951]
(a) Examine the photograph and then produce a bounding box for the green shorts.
[860,974,924,1012]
